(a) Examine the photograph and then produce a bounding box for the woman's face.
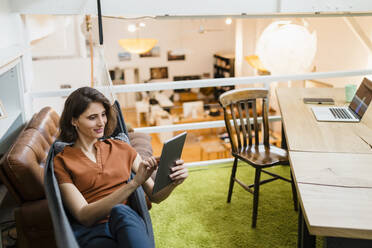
[72,102,107,142]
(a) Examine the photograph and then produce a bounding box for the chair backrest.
[0,107,59,204]
[27,106,60,145]
[0,129,48,204]
[219,88,270,154]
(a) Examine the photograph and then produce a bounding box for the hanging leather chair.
[44,100,155,248]
[43,1,155,247]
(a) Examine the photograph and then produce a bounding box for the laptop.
[311,77,372,122]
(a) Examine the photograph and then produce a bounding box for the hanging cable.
[85,15,94,87]
[97,0,103,45]
[96,0,117,102]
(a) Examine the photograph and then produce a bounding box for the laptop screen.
[349,78,372,118]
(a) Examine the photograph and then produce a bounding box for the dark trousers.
[72,204,152,248]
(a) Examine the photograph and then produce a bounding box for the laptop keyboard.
[330,108,353,119]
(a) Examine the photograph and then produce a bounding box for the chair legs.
[252,168,262,228]
[227,158,294,227]
[227,158,238,203]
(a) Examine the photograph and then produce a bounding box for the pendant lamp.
[118,38,158,54]
[245,55,270,75]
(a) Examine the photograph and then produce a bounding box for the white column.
[234,19,243,78]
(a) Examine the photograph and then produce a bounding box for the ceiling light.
[128,24,136,32]
[118,38,158,54]
[121,22,157,54]
[225,18,232,25]
[256,21,317,75]
[245,55,270,75]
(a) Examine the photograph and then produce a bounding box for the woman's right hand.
[133,156,158,186]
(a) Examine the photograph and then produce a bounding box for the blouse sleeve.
[127,143,138,166]
[54,154,73,184]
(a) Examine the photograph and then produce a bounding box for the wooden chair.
[219,88,297,228]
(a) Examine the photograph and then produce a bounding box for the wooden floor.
[122,107,282,163]
[122,108,231,163]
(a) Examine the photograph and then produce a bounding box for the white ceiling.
[8,0,372,17]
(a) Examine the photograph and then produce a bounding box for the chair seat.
[233,144,288,167]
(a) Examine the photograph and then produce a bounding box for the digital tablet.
[152,132,187,195]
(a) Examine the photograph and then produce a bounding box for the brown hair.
[58,87,117,143]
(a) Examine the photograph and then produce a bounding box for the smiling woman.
[72,102,107,142]
[52,86,188,248]
[58,87,117,143]
[71,101,108,162]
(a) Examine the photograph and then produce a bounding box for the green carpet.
[150,162,299,248]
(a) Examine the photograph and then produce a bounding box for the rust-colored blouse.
[54,139,137,206]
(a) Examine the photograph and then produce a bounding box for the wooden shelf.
[214,64,231,72]
[213,53,235,78]
[214,53,235,60]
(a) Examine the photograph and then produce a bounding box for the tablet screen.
[152,132,187,195]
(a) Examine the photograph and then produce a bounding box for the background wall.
[0,1,24,50]
[29,15,372,112]
[99,18,236,83]
[238,17,372,87]
[31,17,236,89]
[0,1,34,118]
[28,15,86,58]
[30,17,236,111]
[310,16,372,86]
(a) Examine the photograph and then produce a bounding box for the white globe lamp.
[256,21,317,75]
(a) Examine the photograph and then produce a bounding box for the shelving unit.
[213,53,235,100]
[213,53,235,78]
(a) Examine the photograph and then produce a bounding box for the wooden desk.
[289,151,372,188]
[277,88,372,153]
[290,151,372,241]
[276,88,372,247]
[297,183,372,239]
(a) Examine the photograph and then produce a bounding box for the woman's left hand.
[169,159,188,186]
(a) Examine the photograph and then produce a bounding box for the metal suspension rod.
[97,0,103,45]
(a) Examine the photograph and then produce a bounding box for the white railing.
[30,69,372,98]
[30,68,372,166]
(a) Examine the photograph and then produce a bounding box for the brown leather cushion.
[27,107,59,145]
[16,200,54,234]
[3,129,49,201]
[128,132,153,160]
[15,200,57,248]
